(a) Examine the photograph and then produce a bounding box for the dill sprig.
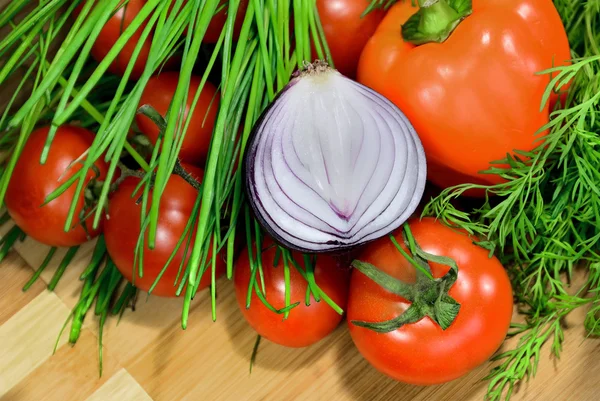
[421,1,600,399]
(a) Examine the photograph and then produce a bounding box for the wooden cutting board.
[1,225,600,401]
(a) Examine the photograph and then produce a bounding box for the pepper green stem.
[403,0,473,45]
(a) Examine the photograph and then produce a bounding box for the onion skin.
[244,62,427,253]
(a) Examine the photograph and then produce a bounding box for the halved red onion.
[245,62,427,253]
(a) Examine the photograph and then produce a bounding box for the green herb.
[0,5,338,382]
[22,247,57,291]
[47,246,80,291]
[0,225,24,262]
[10,1,596,397]
[418,1,600,399]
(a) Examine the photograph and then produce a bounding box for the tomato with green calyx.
[136,71,219,166]
[104,164,224,297]
[348,218,513,385]
[5,126,108,247]
[358,0,571,190]
[234,238,350,347]
[314,0,385,78]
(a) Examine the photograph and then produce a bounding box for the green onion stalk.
[0,0,338,370]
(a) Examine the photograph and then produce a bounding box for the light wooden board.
[1,240,600,401]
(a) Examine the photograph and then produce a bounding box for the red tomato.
[348,218,513,384]
[234,239,350,347]
[84,0,152,79]
[136,72,220,165]
[315,0,385,78]
[104,166,224,297]
[358,0,571,189]
[171,0,247,40]
[203,0,249,43]
[5,126,108,247]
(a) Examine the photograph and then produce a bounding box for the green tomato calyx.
[350,225,461,332]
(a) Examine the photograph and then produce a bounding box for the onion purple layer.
[245,65,427,253]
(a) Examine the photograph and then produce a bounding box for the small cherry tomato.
[315,0,385,78]
[234,238,350,347]
[85,0,152,79]
[136,71,220,165]
[203,0,249,43]
[104,165,224,297]
[5,126,108,247]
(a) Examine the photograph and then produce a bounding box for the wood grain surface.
[0,232,599,401]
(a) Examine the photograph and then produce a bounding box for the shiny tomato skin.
[234,240,350,347]
[136,72,220,166]
[348,218,513,385]
[203,0,248,43]
[358,0,571,189]
[5,126,108,247]
[315,0,385,78]
[104,168,224,297]
[86,0,152,79]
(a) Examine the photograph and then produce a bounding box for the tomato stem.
[351,225,461,332]
[402,0,472,45]
[133,105,204,192]
[353,304,423,333]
